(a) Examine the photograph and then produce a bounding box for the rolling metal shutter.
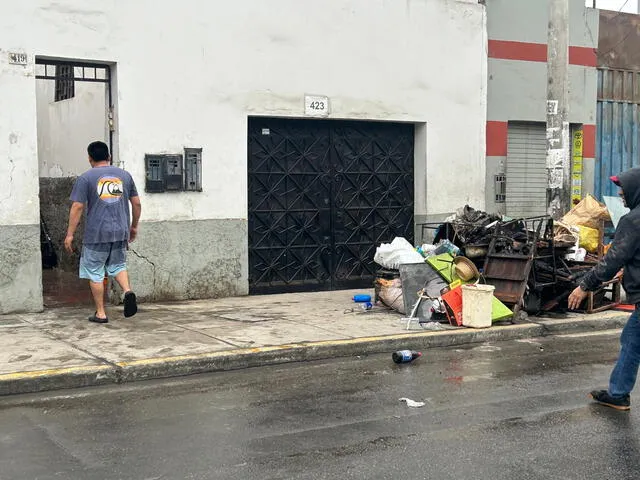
[506,123,548,218]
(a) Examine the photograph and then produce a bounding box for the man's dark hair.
[87,141,110,162]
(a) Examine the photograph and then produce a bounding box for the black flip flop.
[88,312,108,324]
[124,291,138,318]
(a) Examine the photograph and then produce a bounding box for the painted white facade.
[0,52,40,227]
[36,81,108,177]
[0,0,487,227]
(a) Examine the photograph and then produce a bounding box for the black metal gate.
[248,118,414,294]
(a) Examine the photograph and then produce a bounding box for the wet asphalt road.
[1,329,638,480]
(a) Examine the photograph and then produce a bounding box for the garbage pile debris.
[373,196,624,329]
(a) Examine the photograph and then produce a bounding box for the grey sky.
[587,0,638,13]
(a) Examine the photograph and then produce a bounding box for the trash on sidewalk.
[353,294,372,303]
[352,294,373,311]
[367,198,623,329]
[399,397,426,408]
[374,237,424,269]
[420,321,446,331]
[399,263,448,322]
[461,284,494,328]
[562,194,611,230]
[372,227,514,329]
[400,295,424,330]
[375,276,405,313]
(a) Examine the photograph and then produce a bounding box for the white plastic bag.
[374,237,424,269]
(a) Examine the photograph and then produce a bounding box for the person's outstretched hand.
[568,286,588,310]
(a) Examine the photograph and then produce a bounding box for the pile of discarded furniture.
[376,197,623,328]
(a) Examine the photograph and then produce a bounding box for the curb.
[0,314,629,396]
[534,312,628,333]
[116,323,544,383]
[0,365,117,396]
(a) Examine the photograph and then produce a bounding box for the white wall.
[0,51,40,226]
[0,0,487,225]
[36,80,108,177]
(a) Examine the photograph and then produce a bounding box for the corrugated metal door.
[596,68,640,200]
[506,122,548,218]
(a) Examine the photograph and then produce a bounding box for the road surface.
[0,329,636,479]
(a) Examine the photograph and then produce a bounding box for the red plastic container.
[441,285,463,326]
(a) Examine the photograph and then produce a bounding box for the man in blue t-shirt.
[65,141,142,323]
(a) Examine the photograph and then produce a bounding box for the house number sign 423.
[8,52,28,65]
[305,95,330,117]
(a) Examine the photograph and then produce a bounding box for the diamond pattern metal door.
[248,118,414,294]
[248,119,332,294]
[332,122,414,289]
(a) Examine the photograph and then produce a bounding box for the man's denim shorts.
[79,241,127,283]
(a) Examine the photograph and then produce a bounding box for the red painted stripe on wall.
[569,47,597,67]
[488,40,597,67]
[486,121,508,157]
[583,124,596,158]
[488,40,547,63]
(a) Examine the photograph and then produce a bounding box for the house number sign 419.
[305,95,330,117]
[8,52,28,65]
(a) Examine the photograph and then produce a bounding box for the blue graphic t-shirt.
[70,166,139,244]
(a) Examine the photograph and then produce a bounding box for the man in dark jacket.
[568,168,640,410]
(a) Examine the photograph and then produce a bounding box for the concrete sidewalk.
[0,289,629,396]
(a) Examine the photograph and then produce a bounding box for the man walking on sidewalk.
[65,141,141,324]
[569,168,640,411]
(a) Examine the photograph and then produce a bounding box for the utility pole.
[546,0,571,219]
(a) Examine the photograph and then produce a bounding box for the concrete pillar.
[546,0,571,219]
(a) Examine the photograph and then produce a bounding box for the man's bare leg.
[89,281,107,319]
[113,269,137,317]
[113,270,132,293]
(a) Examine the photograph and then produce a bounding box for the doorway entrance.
[35,58,114,307]
[248,117,415,294]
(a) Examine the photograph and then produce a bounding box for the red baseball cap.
[610,175,621,186]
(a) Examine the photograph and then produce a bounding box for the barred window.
[495,174,506,203]
[54,65,75,101]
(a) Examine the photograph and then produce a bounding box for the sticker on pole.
[305,95,330,117]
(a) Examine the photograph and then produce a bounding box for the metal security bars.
[35,60,111,84]
[54,65,74,101]
[494,174,506,203]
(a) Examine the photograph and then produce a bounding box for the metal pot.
[464,244,488,259]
